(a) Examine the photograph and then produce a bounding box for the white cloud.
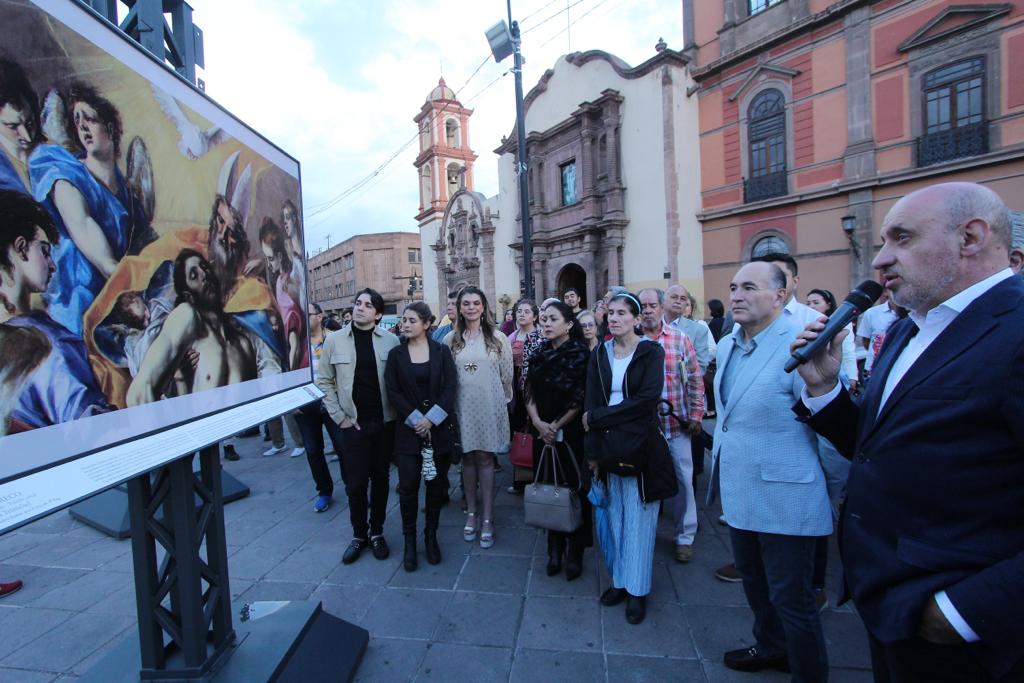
[189,0,681,252]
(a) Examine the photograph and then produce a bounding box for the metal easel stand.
[81,445,368,682]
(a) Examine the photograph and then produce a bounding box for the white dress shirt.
[803,267,1015,642]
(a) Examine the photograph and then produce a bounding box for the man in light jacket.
[317,288,400,565]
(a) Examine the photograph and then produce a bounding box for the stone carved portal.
[434,188,495,308]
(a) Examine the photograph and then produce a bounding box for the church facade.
[415,44,704,315]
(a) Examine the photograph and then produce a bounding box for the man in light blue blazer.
[709,261,832,681]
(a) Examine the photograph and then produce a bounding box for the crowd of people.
[7,179,1021,682]
[290,181,1024,682]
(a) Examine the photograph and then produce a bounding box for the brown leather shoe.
[674,544,694,563]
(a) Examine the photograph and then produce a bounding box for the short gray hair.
[1010,210,1024,250]
[637,287,664,304]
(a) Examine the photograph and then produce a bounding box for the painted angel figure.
[29,82,157,335]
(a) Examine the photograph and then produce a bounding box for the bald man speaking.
[792,182,1024,682]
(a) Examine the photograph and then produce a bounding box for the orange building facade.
[686,0,1024,302]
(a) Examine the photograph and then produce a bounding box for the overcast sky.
[187,0,682,254]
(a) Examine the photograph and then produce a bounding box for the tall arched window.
[445,119,459,148]
[745,88,788,202]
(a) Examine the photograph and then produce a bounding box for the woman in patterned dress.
[444,286,512,549]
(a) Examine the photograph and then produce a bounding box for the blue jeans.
[295,401,346,497]
[730,527,829,683]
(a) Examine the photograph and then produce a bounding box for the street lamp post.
[486,12,534,299]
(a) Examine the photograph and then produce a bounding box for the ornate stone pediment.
[898,4,1011,53]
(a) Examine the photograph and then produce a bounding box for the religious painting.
[0,0,307,478]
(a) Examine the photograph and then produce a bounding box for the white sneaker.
[289,447,305,458]
[263,445,287,456]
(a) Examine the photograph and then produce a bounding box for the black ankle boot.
[403,535,417,572]
[423,530,441,565]
[564,542,583,582]
[546,533,565,576]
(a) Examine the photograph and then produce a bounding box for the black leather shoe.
[423,530,442,565]
[371,535,390,560]
[600,587,627,606]
[723,646,791,673]
[342,538,367,565]
[625,595,646,624]
[403,536,417,572]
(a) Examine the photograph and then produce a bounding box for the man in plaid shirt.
[639,288,705,562]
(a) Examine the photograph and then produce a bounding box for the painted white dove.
[151,84,229,160]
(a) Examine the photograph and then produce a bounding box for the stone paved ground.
[0,428,872,682]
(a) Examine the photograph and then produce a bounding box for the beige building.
[307,231,424,316]
[416,44,704,314]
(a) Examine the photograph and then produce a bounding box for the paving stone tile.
[352,637,428,683]
[29,570,129,611]
[0,565,89,606]
[0,533,49,561]
[0,612,134,671]
[0,606,73,661]
[386,552,465,591]
[416,642,512,681]
[308,584,380,624]
[456,554,531,594]
[509,648,606,683]
[82,582,138,617]
[325,549,402,587]
[0,668,60,682]
[684,603,757,663]
[526,554,600,598]
[69,624,135,675]
[703,661,789,682]
[606,654,705,682]
[479,526,539,556]
[603,600,697,659]
[8,536,99,567]
[222,517,279,546]
[55,539,132,571]
[668,535,749,609]
[224,544,288,580]
[434,591,523,647]
[517,596,601,652]
[359,587,451,639]
[263,540,344,583]
[234,580,316,603]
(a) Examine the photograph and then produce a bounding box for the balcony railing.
[916,121,988,168]
[743,169,788,203]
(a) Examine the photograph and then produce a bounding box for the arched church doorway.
[556,263,587,310]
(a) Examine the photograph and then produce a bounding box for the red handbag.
[509,431,534,468]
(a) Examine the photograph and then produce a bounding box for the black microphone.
[784,280,884,373]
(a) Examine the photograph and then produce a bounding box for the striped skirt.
[605,473,659,596]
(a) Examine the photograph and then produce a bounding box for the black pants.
[730,527,829,683]
[340,418,394,539]
[294,401,346,497]
[812,535,829,592]
[867,631,1024,683]
[396,448,452,536]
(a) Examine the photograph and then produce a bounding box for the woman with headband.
[583,291,669,625]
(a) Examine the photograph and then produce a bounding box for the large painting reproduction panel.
[0,0,308,481]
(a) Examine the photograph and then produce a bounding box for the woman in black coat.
[385,302,458,572]
[582,292,670,625]
[525,302,593,581]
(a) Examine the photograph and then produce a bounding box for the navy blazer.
[796,275,1024,677]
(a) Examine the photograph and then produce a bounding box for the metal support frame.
[126,445,234,679]
[79,0,204,84]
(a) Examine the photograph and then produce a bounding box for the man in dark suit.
[792,182,1024,682]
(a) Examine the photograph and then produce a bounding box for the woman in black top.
[525,302,593,581]
[385,302,458,572]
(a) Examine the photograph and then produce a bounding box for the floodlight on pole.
[485,12,534,299]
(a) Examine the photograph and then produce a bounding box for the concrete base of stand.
[79,600,367,682]
[69,470,250,539]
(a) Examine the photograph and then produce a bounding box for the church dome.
[427,77,456,102]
